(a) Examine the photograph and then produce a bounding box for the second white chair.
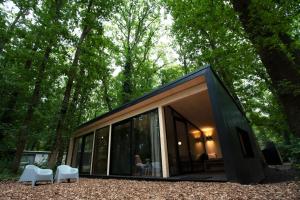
[55,165,79,183]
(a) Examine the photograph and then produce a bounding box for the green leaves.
[165,0,299,155]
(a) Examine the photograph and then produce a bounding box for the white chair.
[55,165,79,183]
[19,165,53,186]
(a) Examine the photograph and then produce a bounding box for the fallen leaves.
[0,179,299,200]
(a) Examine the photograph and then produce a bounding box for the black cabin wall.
[205,68,265,184]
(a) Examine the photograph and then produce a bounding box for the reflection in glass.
[71,133,93,174]
[110,109,162,177]
[92,126,109,175]
[110,120,131,175]
[81,134,93,173]
[175,119,191,173]
[132,110,162,177]
[188,124,206,172]
[71,137,82,168]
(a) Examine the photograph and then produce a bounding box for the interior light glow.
[191,130,201,139]
[178,141,182,146]
[201,127,214,137]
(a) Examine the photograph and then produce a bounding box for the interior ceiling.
[169,90,215,129]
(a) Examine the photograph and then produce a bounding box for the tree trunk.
[231,0,300,137]
[48,25,92,168]
[182,54,188,75]
[122,58,133,104]
[56,139,67,166]
[11,0,64,173]
[11,46,52,173]
[66,67,84,133]
[102,75,113,111]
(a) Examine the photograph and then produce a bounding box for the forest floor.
[0,168,299,200]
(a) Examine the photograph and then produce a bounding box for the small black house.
[66,65,265,184]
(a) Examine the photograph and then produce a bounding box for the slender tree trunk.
[77,91,89,124]
[231,0,300,137]
[122,58,133,104]
[11,46,52,173]
[102,76,112,111]
[56,139,67,166]
[69,67,85,115]
[66,67,84,132]
[48,25,92,168]
[182,55,188,75]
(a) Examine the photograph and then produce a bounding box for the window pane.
[237,128,254,158]
[92,126,109,175]
[81,134,94,173]
[175,119,191,173]
[110,109,162,177]
[110,120,131,175]
[132,110,162,177]
[71,137,82,168]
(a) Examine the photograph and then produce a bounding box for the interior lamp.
[191,130,201,139]
[191,130,203,143]
[201,127,214,137]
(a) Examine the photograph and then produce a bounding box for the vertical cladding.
[205,67,265,183]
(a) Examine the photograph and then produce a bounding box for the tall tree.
[111,0,161,103]
[48,0,118,168]
[11,0,66,173]
[165,0,292,144]
[231,0,300,137]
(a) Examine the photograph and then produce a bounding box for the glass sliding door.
[71,137,82,168]
[175,118,192,174]
[71,133,94,174]
[110,120,131,175]
[92,126,109,175]
[110,109,162,177]
[80,133,94,174]
[132,110,162,177]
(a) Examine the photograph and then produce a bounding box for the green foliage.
[164,0,300,160]
[0,154,19,180]
[0,0,299,166]
[278,138,300,163]
[0,168,19,181]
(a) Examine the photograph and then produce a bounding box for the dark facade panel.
[205,68,265,183]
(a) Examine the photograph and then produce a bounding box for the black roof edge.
[76,65,210,130]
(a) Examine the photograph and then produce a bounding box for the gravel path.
[0,178,299,200]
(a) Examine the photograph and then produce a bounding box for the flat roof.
[77,65,210,130]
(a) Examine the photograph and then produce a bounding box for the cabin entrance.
[164,89,225,179]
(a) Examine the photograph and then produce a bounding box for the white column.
[106,125,112,176]
[158,106,169,178]
[90,130,96,175]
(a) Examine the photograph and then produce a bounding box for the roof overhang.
[74,66,210,136]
